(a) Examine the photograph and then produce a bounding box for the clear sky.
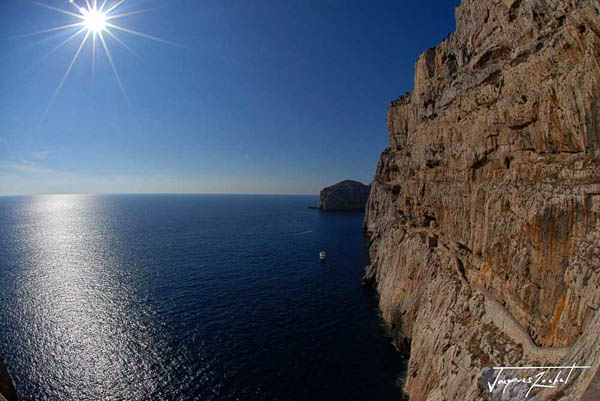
[0,0,458,195]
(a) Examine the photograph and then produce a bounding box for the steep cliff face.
[364,0,600,400]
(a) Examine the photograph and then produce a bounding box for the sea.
[0,194,404,401]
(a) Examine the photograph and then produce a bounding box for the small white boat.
[319,251,327,260]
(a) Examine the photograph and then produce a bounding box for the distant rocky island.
[310,180,371,211]
[363,0,600,400]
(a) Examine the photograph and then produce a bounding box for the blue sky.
[0,0,458,195]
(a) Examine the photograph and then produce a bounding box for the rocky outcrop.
[317,180,371,211]
[364,1,600,400]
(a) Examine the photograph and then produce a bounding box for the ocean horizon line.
[0,192,320,198]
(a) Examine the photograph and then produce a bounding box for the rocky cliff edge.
[364,0,600,400]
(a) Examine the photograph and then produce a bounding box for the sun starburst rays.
[103,28,143,62]
[11,22,84,39]
[81,8,107,33]
[98,30,131,109]
[45,29,91,117]
[22,0,179,117]
[44,26,88,61]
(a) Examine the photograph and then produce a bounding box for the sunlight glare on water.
[4,195,171,399]
[0,194,404,401]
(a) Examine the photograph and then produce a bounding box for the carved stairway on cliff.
[363,0,600,399]
[408,227,571,364]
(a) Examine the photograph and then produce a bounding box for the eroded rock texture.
[364,0,600,400]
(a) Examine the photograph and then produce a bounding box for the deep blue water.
[0,194,403,401]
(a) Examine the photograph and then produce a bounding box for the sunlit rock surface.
[364,0,600,400]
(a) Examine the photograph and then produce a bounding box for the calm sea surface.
[0,194,403,401]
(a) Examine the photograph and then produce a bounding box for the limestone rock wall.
[364,0,600,400]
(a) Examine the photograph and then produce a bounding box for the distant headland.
[309,180,371,212]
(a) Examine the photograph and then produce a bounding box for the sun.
[19,0,183,117]
[81,8,107,33]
